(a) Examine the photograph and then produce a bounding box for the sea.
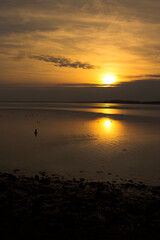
[0,101,160,185]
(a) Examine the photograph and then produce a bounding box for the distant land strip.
[0,100,160,104]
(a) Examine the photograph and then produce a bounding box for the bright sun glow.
[102,75,116,85]
[104,119,112,128]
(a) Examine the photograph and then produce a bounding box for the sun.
[102,75,116,85]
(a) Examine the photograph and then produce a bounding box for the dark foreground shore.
[0,173,159,240]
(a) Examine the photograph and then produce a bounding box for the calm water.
[0,102,160,184]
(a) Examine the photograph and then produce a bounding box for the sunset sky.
[0,0,160,101]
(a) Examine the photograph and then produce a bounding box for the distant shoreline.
[0,100,160,104]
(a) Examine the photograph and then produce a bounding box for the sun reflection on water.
[94,108,119,115]
[104,119,112,128]
[90,117,123,138]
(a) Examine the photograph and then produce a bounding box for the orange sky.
[0,1,160,100]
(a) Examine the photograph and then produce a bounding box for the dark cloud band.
[30,55,97,69]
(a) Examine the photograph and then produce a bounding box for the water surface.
[0,102,159,184]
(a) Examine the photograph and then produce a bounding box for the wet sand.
[0,172,159,240]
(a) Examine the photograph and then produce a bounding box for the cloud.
[116,79,160,89]
[1,0,160,23]
[0,15,59,35]
[0,79,160,102]
[0,0,160,84]
[144,75,160,78]
[30,55,97,69]
[121,74,160,80]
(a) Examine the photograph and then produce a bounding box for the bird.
[34,128,38,136]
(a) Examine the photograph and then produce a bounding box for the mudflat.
[0,172,159,240]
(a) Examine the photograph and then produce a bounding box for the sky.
[0,0,160,101]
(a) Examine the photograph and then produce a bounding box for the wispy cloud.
[120,74,160,80]
[0,0,160,86]
[144,75,160,78]
[30,55,98,69]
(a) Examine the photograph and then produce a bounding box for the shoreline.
[0,172,159,240]
[0,100,160,104]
